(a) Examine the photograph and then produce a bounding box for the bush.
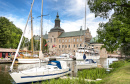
[125,58,130,62]
[109,61,125,68]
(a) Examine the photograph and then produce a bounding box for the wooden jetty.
[0,58,12,63]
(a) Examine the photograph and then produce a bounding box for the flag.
[45,43,47,46]
[53,45,55,47]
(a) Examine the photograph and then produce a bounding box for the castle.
[34,13,108,58]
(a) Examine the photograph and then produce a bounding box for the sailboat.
[76,0,98,70]
[9,0,71,83]
[75,0,100,60]
[17,6,45,64]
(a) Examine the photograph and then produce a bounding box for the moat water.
[0,58,118,84]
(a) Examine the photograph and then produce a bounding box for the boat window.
[54,67,58,69]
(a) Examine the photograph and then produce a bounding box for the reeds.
[78,68,107,80]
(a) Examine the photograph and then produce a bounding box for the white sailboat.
[75,0,100,60]
[9,0,71,83]
[76,0,98,70]
[76,47,100,60]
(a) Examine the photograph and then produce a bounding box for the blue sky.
[0,0,113,38]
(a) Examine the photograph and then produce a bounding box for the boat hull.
[56,58,73,61]
[18,58,46,64]
[10,68,70,84]
[77,63,97,70]
[76,56,100,60]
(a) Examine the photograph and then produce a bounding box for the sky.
[0,0,113,38]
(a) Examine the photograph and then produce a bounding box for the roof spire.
[56,12,59,18]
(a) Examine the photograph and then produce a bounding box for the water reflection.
[0,58,118,84]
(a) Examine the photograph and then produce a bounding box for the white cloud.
[61,13,108,37]
[62,0,85,17]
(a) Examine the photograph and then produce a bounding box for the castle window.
[69,39,71,42]
[50,38,52,43]
[68,45,70,48]
[74,39,75,42]
[77,44,78,47]
[80,44,82,47]
[65,40,67,42]
[65,45,67,48]
[80,38,82,41]
[59,40,61,43]
[77,39,79,42]
[62,40,64,42]
[54,38,56,42]
[62,45,64,48]
[74,44,75,48]
[59,45,60,48]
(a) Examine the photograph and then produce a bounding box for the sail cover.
[83,54,86,60]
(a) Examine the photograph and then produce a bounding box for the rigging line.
[10,0,35,72]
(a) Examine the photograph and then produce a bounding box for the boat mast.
[84,0,87,54]
[39,0,43,67]
[31,7,34,55]
[40,0,43,51]
[10,0,35,72]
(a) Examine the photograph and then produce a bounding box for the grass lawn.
[101,62,130,84]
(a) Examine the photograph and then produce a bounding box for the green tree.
[88,0,130,56]
[0,17,22,48]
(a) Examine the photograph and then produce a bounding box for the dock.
[0,58,12,64]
